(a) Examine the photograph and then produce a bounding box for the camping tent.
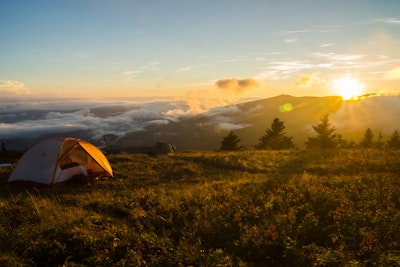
[8,137,113,186]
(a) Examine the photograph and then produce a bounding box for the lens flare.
[279,103,293,112]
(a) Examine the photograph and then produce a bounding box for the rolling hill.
[113,94,400,151]
[3,94,400,151]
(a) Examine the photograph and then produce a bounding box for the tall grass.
[0,149,400,266]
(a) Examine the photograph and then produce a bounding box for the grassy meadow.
[1,149,400,266]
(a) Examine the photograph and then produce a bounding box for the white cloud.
[375,18,400,25]
[313,52,365,61]
[284,38,298,43]
[0,80,31,96]
[0,99,183,141]
[279,29,309,35]
[269,61,313,71]
[254,70,283,80]
[122,61,160,81]
[258,61,313,79]
[216,122,251,132]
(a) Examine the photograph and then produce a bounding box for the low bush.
[0,149,400,266]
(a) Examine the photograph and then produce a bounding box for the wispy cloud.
[312,52,400,73]
[284,38,298,43]
[313,24,344,31]
[310,53,369,71]
[256,60,313,80]
[122,61,159,81]
[313,52,365,61]
[253,47,397,82]
[269,61,313,71]
[178,66,192,72]
[385,66,400,80]
[280,29,309,35]
[320,43,334,47]
[375,17,400,25]
[254,70,282,80]
[279,29,305,44]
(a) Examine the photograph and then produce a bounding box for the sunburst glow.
[332,76,365,100]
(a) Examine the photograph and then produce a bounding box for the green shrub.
[1,149,400,266]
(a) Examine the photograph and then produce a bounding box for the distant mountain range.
[113,94,400,151]
[3,94,400,151]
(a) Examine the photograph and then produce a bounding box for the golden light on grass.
[332,76,365,100]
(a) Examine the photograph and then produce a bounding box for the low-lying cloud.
[0,92,261,150]
[216,122,252,132]
[0,98,185,147]
[0,80,31,96]
[215,78,260,94]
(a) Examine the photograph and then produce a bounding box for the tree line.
[220,114,400,151]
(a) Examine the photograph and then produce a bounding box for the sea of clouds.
[0,97,187,141]
[3,90,400,151]
[0,94,259,150]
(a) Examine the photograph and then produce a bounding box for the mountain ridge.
[3,94,400,151]
[115,94,400,151]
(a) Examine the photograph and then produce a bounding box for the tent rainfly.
[8,137,113,186]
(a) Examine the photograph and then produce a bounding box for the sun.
[332,76,365,100]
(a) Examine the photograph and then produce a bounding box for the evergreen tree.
[345,140,357,149]
[375,132,385,149]
[336,134,347,149]
[359,128,374,148]
[255,117,295,150]
[305,114,340,150]
[220,131,244,151]
[387,130,400,149]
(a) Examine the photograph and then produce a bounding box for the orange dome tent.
[8,137,113,186]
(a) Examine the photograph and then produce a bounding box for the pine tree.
[375,132,385,149]
[387,130,400,149]
[359,128,374,148]
[305,114,340,150]
[220,131,244,151]
[255,117,295,150]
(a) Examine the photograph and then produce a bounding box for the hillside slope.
[1,149,400,266]
[4,94,400,151]
[116,95,400,150]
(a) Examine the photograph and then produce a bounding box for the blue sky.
[1,0,400,100]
